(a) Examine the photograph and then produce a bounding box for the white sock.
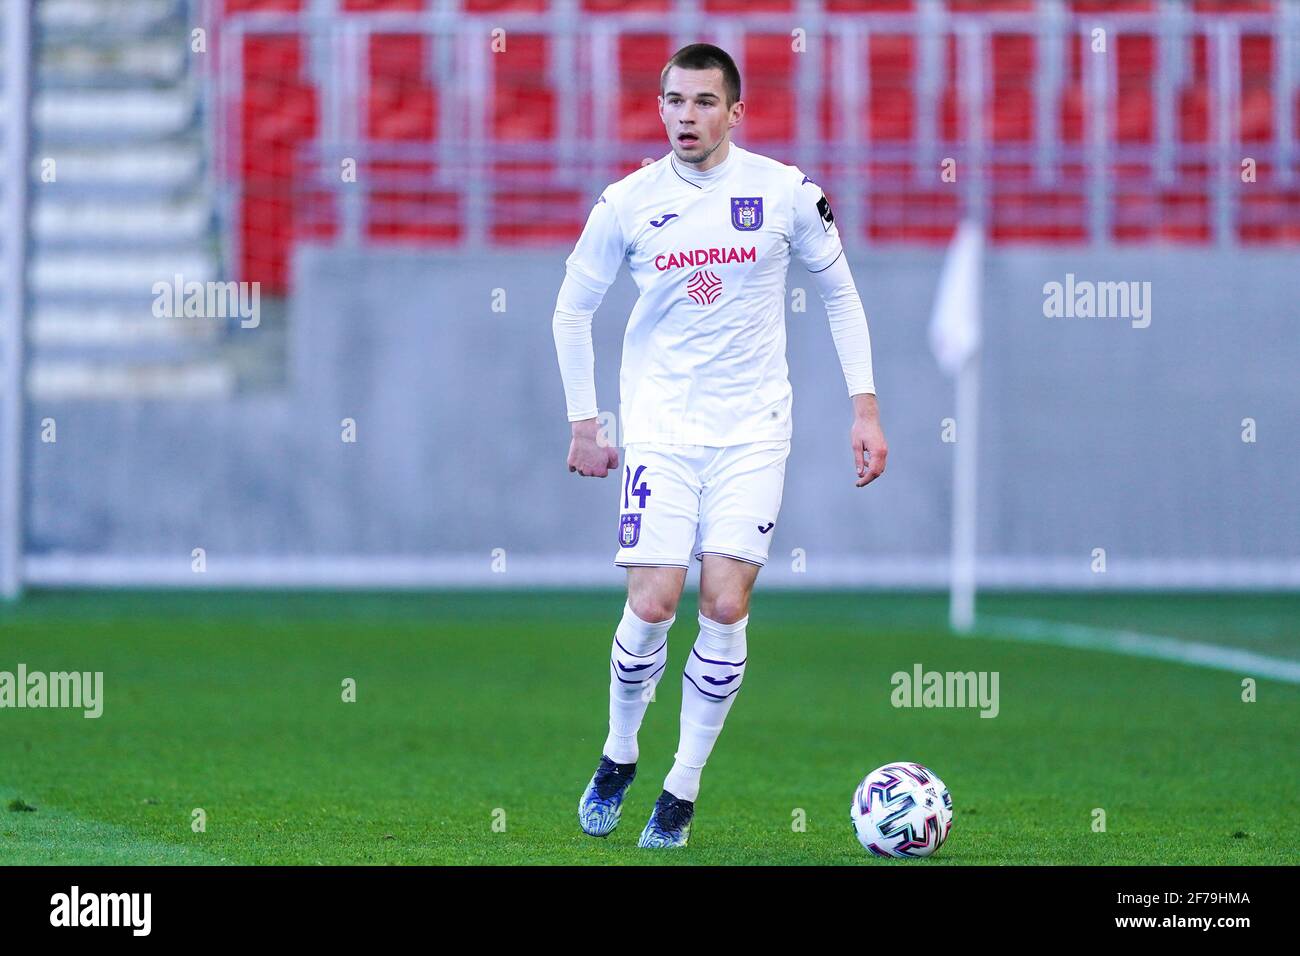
[603,602,673,764]
[663,612,748,802]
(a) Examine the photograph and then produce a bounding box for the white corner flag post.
[928,220,984,634]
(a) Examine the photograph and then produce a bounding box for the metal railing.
[210,0,1300,269]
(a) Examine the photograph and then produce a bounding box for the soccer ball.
[850,762,953,858]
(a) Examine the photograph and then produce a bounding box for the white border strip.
[21,554,1300,590]
[978,616,1300,685]
[0,0,33,600]
[22,554,949,589]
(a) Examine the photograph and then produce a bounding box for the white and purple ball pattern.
[850,762,953,858]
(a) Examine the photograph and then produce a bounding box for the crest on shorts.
[731,197,763,231]
[619,512,642,548]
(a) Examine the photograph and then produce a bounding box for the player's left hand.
[850,395,887,488]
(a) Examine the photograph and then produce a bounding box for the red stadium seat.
[240,35,318,291]
[364,35,444,242]
[367,34,436,142]
[1192,0,1274,11]
[1240,34,1274,142]
[585,1,673,11]
[992,187,1088,243]
[939,33,961,142]
[618,34,673,142]
[463,0,548,11]
[1179,35,1211,143]
[492,35,555,141]
[1114,186,1212,242]
[947,0,1034,10]
[825,1,916,10]
[223,0,303,11]
[368,190,462,244]
[869,187,961,244]
[990,33,1035,143]
[1115,34,1155,144]
[1058,33,1085,144]
[742,36,797,142]
[1240,183,1300,242]
[868,34,916,142]
[491,187,588,244]
[1069,1,1156,11]
[705,0,793,10]
[342,0,427,10]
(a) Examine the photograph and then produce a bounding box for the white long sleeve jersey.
[552,142,875,447]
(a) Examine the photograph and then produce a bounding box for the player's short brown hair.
[660,44,741,107]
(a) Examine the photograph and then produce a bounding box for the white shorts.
[613,440,791,569]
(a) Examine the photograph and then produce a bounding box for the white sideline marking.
[976,616,1300,685]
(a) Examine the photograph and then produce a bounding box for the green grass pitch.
[1,590,1297,865]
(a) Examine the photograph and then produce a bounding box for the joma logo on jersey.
[654,247,756,271]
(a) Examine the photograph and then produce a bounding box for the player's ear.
[728,99,745,129]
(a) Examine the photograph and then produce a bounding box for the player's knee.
[700,593,749,626]
[627,594,678,624]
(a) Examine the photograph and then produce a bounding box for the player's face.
[658,67,744,168]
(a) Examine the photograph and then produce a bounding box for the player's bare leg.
[626,565,688,625]
[640,554,760,847]
[578,565,686,836]
[697,552,761,623]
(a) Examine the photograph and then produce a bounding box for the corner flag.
[929,220,984,633]
[928,219,983,377]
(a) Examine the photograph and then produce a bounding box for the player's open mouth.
[677,133,699,146]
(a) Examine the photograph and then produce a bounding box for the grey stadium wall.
[22,246,1300,589]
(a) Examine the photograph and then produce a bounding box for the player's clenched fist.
[568,418,619,477]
